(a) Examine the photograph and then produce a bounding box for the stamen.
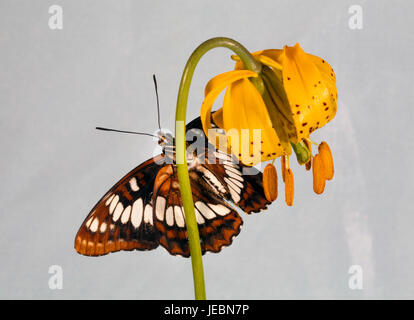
[306,137,319,146]
[281,155,289,182]
[285,168,294,206]
[263,163,278,202]
[312,154,326,194]
[318,141,334,180]
[303,139,312,171]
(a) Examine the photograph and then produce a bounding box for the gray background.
[0,0,413,299]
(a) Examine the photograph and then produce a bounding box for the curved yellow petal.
[282,43,337,142]
[234,49,284,71]
[200,69,257,135]
[308,53,338,121]
[253,49,284,70]
[222,78,285,165]
[254,49,283,60]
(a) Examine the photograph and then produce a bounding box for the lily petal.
[253,49,284,71]
[201,70,257,135]
[223,77,285,164]
[281,43,337,142]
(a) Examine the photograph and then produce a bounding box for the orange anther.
[312,154,326,194]
[284,168,294,206]
[263,163,278,202]
[318,141,334,180]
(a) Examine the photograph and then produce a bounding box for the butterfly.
[74,116,271,257]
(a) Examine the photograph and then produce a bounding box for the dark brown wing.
[199,148,271,214]
[152,164,243,257]
[186,117,271,214]
[74,155,165,256]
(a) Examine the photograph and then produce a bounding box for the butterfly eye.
[158,136,166,145]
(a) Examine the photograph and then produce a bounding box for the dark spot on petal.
[272,152,276,155]
[302,122,308,127]
[295,104,300,107]
[287,77,291,80]
[325,107,329,111]
[296,111,301,115]
[323,102,327,106]
[278,143,281,146]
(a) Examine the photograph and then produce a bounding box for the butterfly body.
[75,117,271,257]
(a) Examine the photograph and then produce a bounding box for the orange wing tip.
[312,154,326,194]
[74,236,101,256]
[318,141,334,180]
[284,168,294,206]
[75,235,159,257]
[263,163,278,202]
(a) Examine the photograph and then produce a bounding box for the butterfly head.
[157,131,174,148]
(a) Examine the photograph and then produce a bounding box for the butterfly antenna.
[96,127,157,138]
[153,74,161,131]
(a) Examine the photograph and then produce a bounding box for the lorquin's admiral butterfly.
[75,115,271,257]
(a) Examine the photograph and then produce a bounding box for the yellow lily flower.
[200,43,337,205]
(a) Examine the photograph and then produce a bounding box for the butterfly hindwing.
[202,148,271,214]
[152,164,243,257]
[185,117,271,214]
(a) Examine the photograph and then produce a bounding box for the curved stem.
[174,37,260,300]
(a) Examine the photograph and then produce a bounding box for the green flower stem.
[174,37,260,300]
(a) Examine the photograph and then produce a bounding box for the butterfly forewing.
[75,155,165,256]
